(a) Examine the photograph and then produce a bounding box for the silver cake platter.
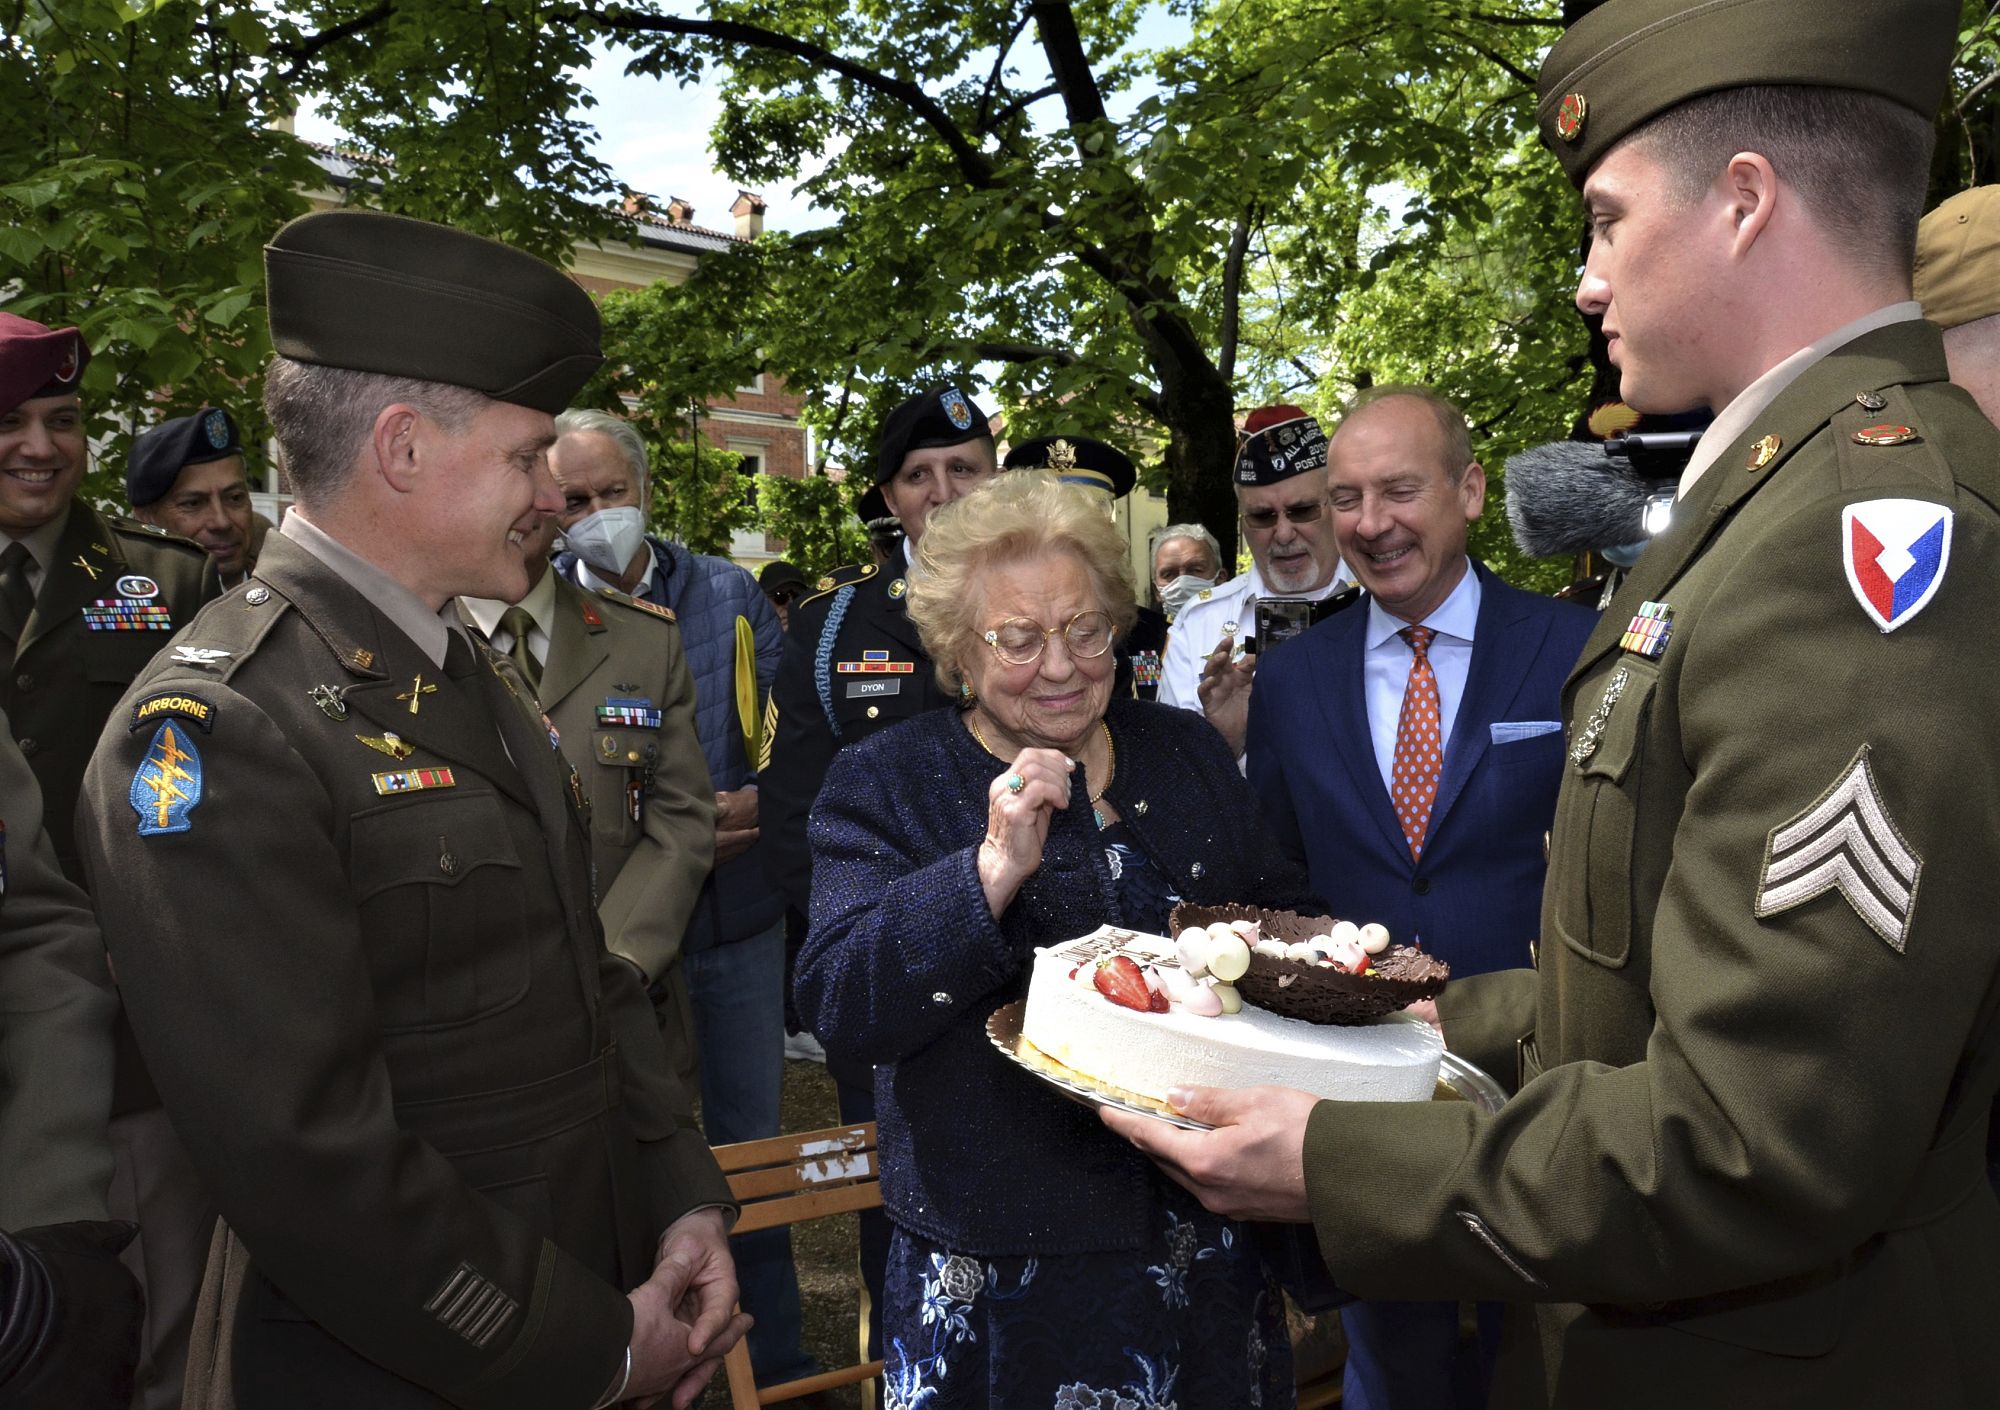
[985,999,1506,1132]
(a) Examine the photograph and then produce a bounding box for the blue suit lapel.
[1429,568,1545,843]
[1308,609,1410,862]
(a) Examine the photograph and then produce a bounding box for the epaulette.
[105,514,208,559]
[797,561,876,609]
[1831,386,1953,496]
[594,587,678,624]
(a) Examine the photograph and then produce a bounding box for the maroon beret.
[0,313,90,416]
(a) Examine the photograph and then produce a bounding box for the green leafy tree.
[757,471,869,578]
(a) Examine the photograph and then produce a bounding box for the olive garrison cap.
[1538,0,1958,187]
[127,407,242,507]
[265,210,602,415]
[873,384,993,484]
[1003,435,1137,498]
[1914,187,2000,330]
[0,313,89,415]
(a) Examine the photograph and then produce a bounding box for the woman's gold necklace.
[967,715,1116,827]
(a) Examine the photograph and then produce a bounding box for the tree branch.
[972,339,1166,418]
[271,2,396,85]
[973,5,1034,135]
[1218,207,1255,383]
[1030,0,1108,128]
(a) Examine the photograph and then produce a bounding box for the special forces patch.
[130,720,203,836]
[1755,744,1920,951]
[1843,499,1951,634]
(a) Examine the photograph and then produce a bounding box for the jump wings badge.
[130,720,203,836]
[1755,745,1919,951]
[1843,499,1951,634]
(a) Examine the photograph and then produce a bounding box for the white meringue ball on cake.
[1175,931,1212,977]
[1207,934,1251,982]
[1360,922,1392,955]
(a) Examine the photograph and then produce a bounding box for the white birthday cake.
[1021,924,1444,1104]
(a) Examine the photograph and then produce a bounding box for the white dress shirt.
[1362,560,1481,791]
[573,540,661,598]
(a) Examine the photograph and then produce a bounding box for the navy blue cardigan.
[798,696,1316,1255]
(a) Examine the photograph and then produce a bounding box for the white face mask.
[563,506,648,577]
[1159,573,1216,621]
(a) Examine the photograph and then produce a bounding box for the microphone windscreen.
[1503,441,1652,558]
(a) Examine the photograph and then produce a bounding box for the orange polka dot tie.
[1392,626,1442,862]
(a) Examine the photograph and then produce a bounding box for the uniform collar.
[1678,302,1924,498]
[280,511,460,668]
[458,564,558,642]
[0,502,72,570]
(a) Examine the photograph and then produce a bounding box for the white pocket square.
[1490,721,1562,745]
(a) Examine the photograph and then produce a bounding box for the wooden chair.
[715,1122,883,1409]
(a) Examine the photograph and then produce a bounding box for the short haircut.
[553,408,650,496]
[1338,385,1475,481]
[1630,85,1935,282]
[263,356,488,506]
[1148,522,1223,576]
[907,472,1139,691]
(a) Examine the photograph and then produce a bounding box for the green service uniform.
[538,577,715,1094]
[76,531,731,1409]
[1302,320,2000,1406]
[762,560,954,917]
[0,708,115,1229]
[0,503,216,879]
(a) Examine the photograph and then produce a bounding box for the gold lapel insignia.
[357,731,415,762]
[1746,435,1781,472]
[395,672,438,715]
[72,555,99,581]
[349,646,375,671]
[888,578,907,599]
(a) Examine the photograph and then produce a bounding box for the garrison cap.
[874,384,993,484]
[264,210,603,415]
[1003,435,1137,498]
[1914,187,2000,330]
[1538,0,1958,187]
[127,407,243,507]
[0,313,89,415]
[1235,405,1328,486]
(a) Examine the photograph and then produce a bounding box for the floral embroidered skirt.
[881,1186,1294,1410]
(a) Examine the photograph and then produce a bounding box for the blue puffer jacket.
[557,536,784,952]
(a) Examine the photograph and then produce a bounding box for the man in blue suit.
[1246,386,1594,1410]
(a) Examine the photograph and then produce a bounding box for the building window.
[732,444,766,510]
[737,374,765,395]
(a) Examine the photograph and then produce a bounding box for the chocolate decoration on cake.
[1169,903,1448,1025]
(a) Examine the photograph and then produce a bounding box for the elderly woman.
[797,473,1313,1410]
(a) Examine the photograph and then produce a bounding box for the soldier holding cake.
[796,471,1322,1409]
[1108,2,2000,1406]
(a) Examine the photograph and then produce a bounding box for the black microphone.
[1503,441,1655,558]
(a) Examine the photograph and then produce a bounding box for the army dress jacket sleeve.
[1299,322,2000,1401]
[76,537,730,1410]
[540,580,715,983]
[0,709,116,1228]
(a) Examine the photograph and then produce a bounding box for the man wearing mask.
[1150,521,1227,622]
[126,408,258,588]
[546,408,816,1394]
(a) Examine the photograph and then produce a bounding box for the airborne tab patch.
[130,721,203,836]
[131,692,216,734]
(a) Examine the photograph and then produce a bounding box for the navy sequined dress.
[800,700,1314,1410]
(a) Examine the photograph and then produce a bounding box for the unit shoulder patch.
[1755,744,1920,952]
[130,720,204,836]
[1842,498,1952,634]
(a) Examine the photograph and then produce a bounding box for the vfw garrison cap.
[874,384,993,484]
[1235,405,1328,486]
[1003,435,1137,498]
[265,210,603,415]
[127,407,243,507]
[0,313,89,415]
[1914,187,2000,330]
[1538,0,1958,187]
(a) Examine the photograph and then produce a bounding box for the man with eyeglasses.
[1157,405,1350,745]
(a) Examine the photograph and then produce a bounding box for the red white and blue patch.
[1842,499,1952,634]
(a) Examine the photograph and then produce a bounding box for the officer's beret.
[0,313,89,415]
[1915,187,2000,331]
[127,408,243,507]
[1538,0,1957,187]
[1234,405,1328,487]
[874,385,993,484]
[1003,435,1137,498]
[265,210,603,415]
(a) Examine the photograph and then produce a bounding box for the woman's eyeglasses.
[980,610,1117,666]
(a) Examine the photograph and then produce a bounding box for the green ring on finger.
[1006,773,1026,794]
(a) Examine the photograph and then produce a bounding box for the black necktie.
[0,542,36,647]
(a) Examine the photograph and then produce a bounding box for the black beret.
[1003,435,1137,498]
[856,483,893,526]
[874,385,992,483]
[1234,405,1329,486]
[1539,0,1957,187]
[759,559,811,596]
[127,408,243,507]
[0,313,89,414]
[265,210,603,415]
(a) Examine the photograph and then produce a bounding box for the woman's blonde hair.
[906,472,1139,692]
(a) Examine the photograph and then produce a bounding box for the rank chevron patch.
[1754,745,1920,951]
